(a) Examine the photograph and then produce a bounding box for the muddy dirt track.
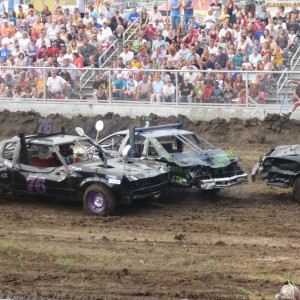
[1,111,300,300]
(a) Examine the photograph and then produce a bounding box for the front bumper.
[128,180,169,200]
[200,174,248,190]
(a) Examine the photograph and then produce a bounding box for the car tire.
[201,188,221,196]
[293,177,300,201]
[83,183,116,215]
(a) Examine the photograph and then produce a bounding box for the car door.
[12,144,72,198]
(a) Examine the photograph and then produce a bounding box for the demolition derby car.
[252,145,300,200]
[98,123,248,193]
[0,127,169,215]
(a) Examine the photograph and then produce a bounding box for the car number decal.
[37,119,53,134]
[27,175,46,193]
[4,160,12,168]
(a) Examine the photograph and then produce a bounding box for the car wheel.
[83,183,116,215]
[201,188,221,196]
[293,177,300,201]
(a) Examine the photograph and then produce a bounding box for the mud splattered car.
[98,123,248,194]
[252,145,300,200]
[0,128,169,215]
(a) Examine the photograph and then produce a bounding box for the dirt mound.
[0,110,298,150]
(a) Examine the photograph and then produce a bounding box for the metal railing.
[290,45,300,70]
[123,17,141,46]
[276,47,300,103]
[276,67,288,104]
[79,64,95,91]
[98,39,119,70]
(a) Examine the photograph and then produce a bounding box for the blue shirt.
[170,0,181,17]
[128,12,140,23]
[184,0,194,15]
[253,31,264,41]
[93,22,102,29]
[0,49,11,62]
[152,80,164,94]
[114,79,127,90]
[189,22,200,29]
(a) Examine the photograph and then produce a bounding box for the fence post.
[108,69,112,103]
[43,68,46,102]
[175,71,179,107]
[245,71,249,107]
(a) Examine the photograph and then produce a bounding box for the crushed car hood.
[266,145,300,158]
[170,149,232,168]
[70,158,168,180]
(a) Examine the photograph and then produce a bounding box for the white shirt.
[97,17,107,25]
[47,27,59,41]
[63,53,74,62]
[163,84,175,96]
[208,46,218,55]
[47,75,66,93]
[82,16,93,26]
[14,30,25,41]
[218,27,232,39]
[120,51,134,64]
[36,37,51,48]
[102,26,113,40]
[149,11,163,23]
[204,15,216,30]
[2,37,14,50]
[19,38,30,52]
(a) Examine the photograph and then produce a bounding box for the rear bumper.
[200,174,248,190]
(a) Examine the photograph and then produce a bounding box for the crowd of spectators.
[0,0,298,103]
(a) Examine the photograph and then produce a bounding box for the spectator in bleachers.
[289,2,300,21]
[177,22,188,43]
[179,75,194,103]
[102,2,115,19]
[140,7,149,27]
[216,46,228,68]
[127,6,140,27]
[136,74,151,101]
[163,78,175,102]
[112,74,126,100]
[235,35,249,54]
[204,53,217,69]
[149,5,163,24]
[170,0,181,30]
[223,82,234,103]
[46,69,68,99]
[266,19,278,38]
[124,74,138,100]
[199,47,209,69]
[210,0,222,25]
[150,72,164,102]
[232,47,245,67]
[0,43,11,63]
[207,39,218,55]
[272,44,284,69]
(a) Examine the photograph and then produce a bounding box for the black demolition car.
[252,145,300,200]
[0,128,169,215]
[98,123,248,193]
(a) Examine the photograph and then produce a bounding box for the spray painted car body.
[252,145,300,200]
[0,130,169,215]
[98,123,248,193]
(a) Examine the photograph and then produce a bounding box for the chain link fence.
[0,65,289,106]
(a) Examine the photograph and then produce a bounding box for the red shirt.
[48,47,59,56]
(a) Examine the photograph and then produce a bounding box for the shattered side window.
[149,138,175,162]
[2,142,17,161]
[180,134,212,151]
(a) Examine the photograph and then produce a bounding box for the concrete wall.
[0,101,293,121]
